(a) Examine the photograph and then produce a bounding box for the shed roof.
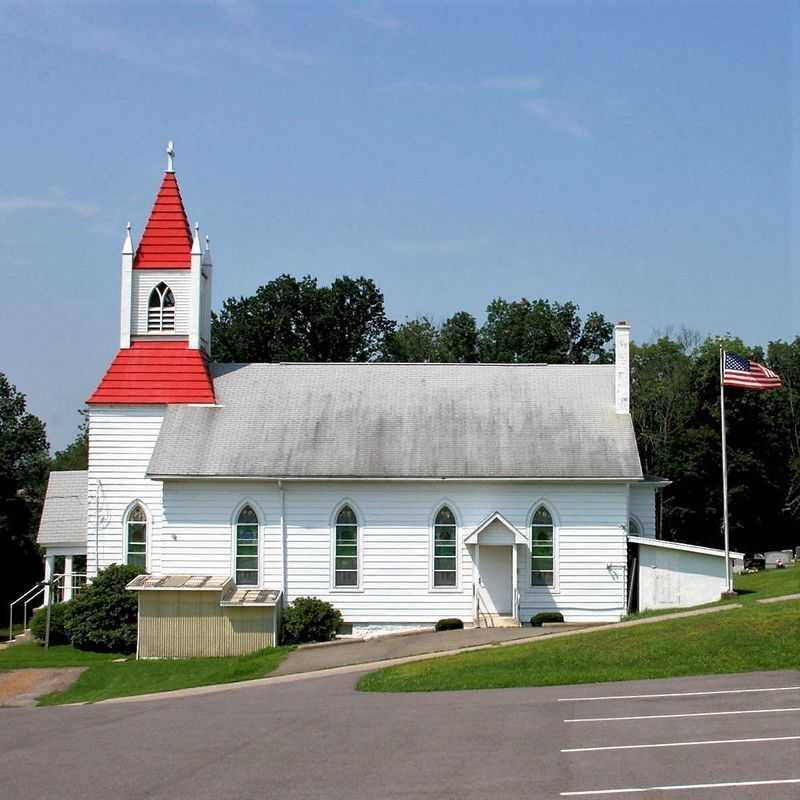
[37,470,87,546]
[629,535,744,560]
[148,362,643,480]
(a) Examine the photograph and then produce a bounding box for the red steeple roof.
[133,172,192,269]
[88,341,216,405]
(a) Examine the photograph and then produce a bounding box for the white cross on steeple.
[166,141,175,173]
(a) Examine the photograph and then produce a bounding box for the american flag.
[723,351,782,391]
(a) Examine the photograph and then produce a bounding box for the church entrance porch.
[465,511,528,628]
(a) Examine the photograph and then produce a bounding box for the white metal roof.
[37,470,87,546]
[149,362,643,480]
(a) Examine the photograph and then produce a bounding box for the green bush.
[531,611,564,627]
[281,597,343,644]
[30,600,75,645]
[435,618,464,632]
[64,564,141,653]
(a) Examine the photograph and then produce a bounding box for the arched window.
[235,505,259,586]
[628,517,642,536]
[126,504,147,570]
[531,505,554,586]
[147,282,175,331]
[334,505,358,587]
[433,506,457,587]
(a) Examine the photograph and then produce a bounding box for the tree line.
[3,273,797,613]
[212,274,799,555]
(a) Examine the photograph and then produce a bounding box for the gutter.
[147,475,646,483]
[278,480,288,606]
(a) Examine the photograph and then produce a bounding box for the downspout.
[95,480,102,579]
[278,480,288,606]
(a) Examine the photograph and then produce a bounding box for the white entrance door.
[480,546,512,614]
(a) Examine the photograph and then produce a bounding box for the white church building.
[35,146,741,658]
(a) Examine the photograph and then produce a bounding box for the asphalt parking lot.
[0,668,798,799]
[557,672,800,797]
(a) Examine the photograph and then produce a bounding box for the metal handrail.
[9,583,44,640]
[8,573,89,641]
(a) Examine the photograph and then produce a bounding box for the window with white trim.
[334,505,358,587]
[433,506,457,587]
[235,505,259,586]
[126,504,147,570]
[147,282,175,331]
[531,505,554,586]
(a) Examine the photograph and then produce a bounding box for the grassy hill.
[358,568,799,693]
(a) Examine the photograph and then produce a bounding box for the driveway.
[1,669,798,799]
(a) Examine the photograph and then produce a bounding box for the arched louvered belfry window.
[531,505,554,586]
[235,505,259,586]
[126,504,147,570]
[433,506,457,587]
[334,505,359,587]
[148,282,175,331]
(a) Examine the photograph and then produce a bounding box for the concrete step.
[484,615,520,628]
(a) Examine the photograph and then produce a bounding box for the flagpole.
[720,346,733,594]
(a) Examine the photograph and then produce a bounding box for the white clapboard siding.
[160,479,631,624]
[130,270,191,337]
[86,406,165,576]
[629,484,656,537]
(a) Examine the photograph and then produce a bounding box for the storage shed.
[628,536,744,612]
[128,575,281,658]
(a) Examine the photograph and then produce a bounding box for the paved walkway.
[759,593,800,604]
[274,624,586,675]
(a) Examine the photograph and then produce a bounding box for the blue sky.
[0,1,796,450]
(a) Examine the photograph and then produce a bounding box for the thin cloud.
[346,2,406,30]
[523,99,591,140]
[0,193,97,217]
[480,75,543,91]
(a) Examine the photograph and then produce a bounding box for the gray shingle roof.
[37,470,87,545]
[148,363,643,480]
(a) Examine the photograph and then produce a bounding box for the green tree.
[382,316,440,362]
[439,311,479,362]
[0,373,49,617]
[212,275,394,363]
[478,298,613,363]
[50,410,89,472]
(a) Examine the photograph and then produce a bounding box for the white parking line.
[560,777,800,796]
[558,685,800,702]
[562,734,800,753]
[565,706,800,723]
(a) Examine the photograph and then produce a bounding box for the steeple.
[133,142,192,269]
[93,142,216,405]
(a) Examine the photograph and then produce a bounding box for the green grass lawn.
[0,643,292,705]
[734,565,800,599]
[358,596,800,694]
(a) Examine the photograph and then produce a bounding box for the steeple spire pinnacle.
[166,140,175,173]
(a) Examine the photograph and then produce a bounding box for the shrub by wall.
[530,611,564,627]
[281,597,343,644]
[64,564,141,653]
[30,600,75,645]
[435,618,464,632]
